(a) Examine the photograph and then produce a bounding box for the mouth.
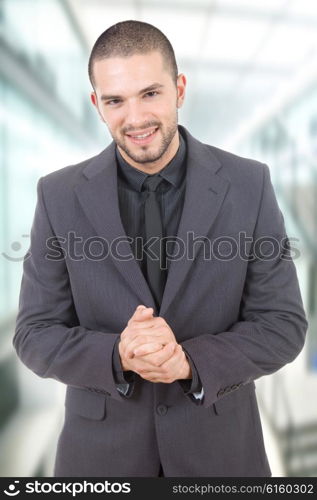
[126,127,159,145]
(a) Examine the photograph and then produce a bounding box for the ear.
[176,74,186,108]
[90,91,98,108]
[90,92,106,123]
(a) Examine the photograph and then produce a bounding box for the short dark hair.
[88,20,178,87]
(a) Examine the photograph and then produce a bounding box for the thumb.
[133,305,154,321]
[136,305,146,312]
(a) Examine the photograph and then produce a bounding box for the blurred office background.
[0,0,316,477]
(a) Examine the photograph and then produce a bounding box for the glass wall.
[235,77,317,476]
[238,80,317,373]
[0,0,104,476]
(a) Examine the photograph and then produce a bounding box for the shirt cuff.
[116,382,135,397]
[192,386,204,400]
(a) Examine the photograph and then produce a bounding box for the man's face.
[90,50,186,172]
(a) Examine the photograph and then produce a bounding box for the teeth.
[130,129,156,139]
[136,133,150,138]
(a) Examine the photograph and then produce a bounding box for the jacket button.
[157,404,168,416]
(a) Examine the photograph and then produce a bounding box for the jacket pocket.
[213,381,256,415]
[65,386,107,420]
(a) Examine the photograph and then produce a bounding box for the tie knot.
[143,174,163,192]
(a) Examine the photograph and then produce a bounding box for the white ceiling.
[67,0,317,148]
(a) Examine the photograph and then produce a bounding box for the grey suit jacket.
[13,124,308,477]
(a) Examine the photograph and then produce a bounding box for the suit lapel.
[74,141,156,308]
[159,126,230,316]
[73,126,231,315]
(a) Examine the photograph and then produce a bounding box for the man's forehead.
[92,53,171,95]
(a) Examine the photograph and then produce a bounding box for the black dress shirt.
[112,129,202,399]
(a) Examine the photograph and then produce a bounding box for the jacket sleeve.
[181,163,308,408]
[13,176,124,401]
[112,337,136,397]
[177,348,204,403]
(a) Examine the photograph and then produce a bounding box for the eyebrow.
[100,83,164,101]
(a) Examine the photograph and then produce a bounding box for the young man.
[14,20,308,477]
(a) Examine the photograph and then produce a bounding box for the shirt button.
[157,404,168,416]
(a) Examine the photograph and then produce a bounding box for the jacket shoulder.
[207,143,266,174]
[204,144,269,199]
[40,151,101,188]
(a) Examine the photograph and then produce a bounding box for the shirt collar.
[116,129,186,192]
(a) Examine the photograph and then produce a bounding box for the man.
[14,20,308,477]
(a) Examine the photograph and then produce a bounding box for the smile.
[126,127,159,145]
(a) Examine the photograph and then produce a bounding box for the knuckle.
[129,319,139,327]
[161,366,168,375]
[129,324,139,333]
[156,327,165,336]
[131,329,142,338]
[135,346,144,355]
[139,366,150,375]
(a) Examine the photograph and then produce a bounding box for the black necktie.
[143,174,166,308]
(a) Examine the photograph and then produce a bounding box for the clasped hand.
[118,305,191,383]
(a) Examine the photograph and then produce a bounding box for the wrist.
[181,356,192,380]
[118,340,129,371]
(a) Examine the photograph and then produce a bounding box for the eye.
[145,91,158,98]
[106,99,121,106]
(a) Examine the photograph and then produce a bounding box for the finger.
[126,328,169,346]
[121,323,162,345]
[137,305,146,311]
[127,326,172,352]
[141,342,177,367]
[130,342,175,370]
[152,344,183,371]
[129,306,154,325]
[133,342,164,357]
[140,345,184,381]
[139,373,160,382]
[160,344,183,368]
[125,334,168,358]
[130,319,159,330]
[128,352,167,374]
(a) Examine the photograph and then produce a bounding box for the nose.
[124,99,148,130]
